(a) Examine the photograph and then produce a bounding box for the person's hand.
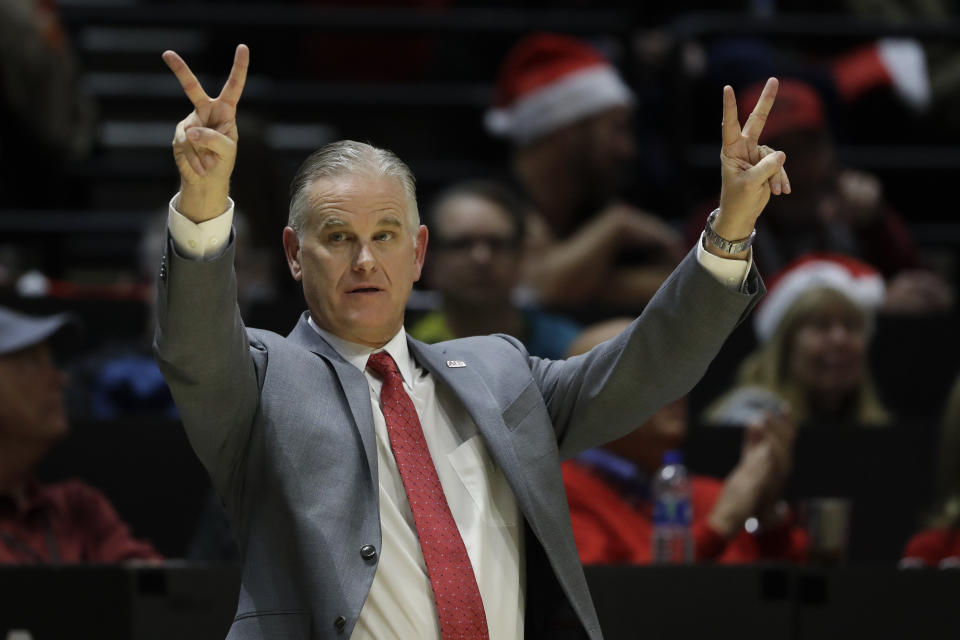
[707,407,796,538]
[714,78,791,254]
[752,407,796,515]
[600,204,687,262]
[884,270,955,314]
[819,169,884,226]
[162,44,249,222]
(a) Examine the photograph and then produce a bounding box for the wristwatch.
[703,208,756,254]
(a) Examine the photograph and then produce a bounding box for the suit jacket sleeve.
[153,233,263,506]
[524,246,763,459]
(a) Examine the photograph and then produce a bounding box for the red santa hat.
[753,253,886,343]
[832,38,931,111]
[485,33,634,145]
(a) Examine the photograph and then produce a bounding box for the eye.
[374,231,395,241]
[327,231,348,243]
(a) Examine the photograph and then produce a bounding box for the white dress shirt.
[167,194,752,639]
[309,321,525,639]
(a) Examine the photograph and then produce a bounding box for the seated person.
[0,306,161,564]
[562,318,806,565]
[486,33,686,311]
[409,179,580,359]
[901,375,960,569]
[706,254,891,427]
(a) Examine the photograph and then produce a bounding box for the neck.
[0,438,46,494]
[514,146,585,237]
[442,298,524,341]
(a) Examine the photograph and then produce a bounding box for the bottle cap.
[662,450,683,465]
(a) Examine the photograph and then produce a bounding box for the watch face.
[704,209,754,253]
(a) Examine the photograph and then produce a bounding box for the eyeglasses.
[433,235,521,253]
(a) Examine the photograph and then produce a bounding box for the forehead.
[434,193,515,237]
[306,173,409,226]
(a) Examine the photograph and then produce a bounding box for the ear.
[412,224,429,282]
[282,227,303,281]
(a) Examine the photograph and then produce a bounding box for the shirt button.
[209,237,219,246]
[726,277,737,286]
[334,616,346,632]
[188,239,198,249]
[360,544,377,560]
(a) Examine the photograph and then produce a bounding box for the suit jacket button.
[334,616,346,632]
[360,544,377,560]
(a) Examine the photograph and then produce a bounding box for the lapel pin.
[446,360,466,368]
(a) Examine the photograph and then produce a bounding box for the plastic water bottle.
[652,450,694,564]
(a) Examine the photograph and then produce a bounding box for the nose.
[54,367,69,389]
[617,134,636,160]
[352,241,377,272]
[469,241,493,264]
[826,321,855,346]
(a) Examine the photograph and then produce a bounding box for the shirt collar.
[307,316,415,386]
[576,448,651,499]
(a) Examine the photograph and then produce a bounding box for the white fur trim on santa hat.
[878,38,931,111]
[753,259,885,343]
[485,65,634,145]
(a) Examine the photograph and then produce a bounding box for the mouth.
[346,286,383,294]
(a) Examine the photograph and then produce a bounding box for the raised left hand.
[715,77,791,242]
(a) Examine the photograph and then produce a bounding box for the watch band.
[703,208,755,254]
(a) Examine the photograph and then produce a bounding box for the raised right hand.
[162,44,249,222]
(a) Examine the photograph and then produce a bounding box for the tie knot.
[366,351,399,380]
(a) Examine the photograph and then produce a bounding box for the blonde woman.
[706,254,890,427]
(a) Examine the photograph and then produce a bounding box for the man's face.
[578,105,636,204]
[428,194,521,308]
[283,173,428,348]
[0,343,68,444]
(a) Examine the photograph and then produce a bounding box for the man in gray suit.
[155,44,790,639]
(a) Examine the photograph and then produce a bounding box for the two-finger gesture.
[715,78,791,241]
[163,44,249,220]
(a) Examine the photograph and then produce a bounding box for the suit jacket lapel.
[287,313,378,488]
[407,337,535,517]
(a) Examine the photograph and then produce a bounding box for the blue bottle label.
[653,497,692,526]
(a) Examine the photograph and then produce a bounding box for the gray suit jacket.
[154,237,762,640]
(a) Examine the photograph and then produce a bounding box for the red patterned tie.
[366,351,490,640]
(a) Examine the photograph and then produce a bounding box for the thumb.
[747,150,785,184]
[186,126,235,158]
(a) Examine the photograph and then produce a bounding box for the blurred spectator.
[705,254,891,427]
[0,0,95,207]
[68,208,276,419]
[562,318,805,565]
[487,33,686,312]
[0,306,160,563]
[687,78,953,314]
[409,180,581,359]
[900,375,960,569]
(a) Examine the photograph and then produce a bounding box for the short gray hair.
[287,140,419,239]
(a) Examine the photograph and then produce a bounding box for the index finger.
[217,44,250,107]
[721,85,742,147]
[742,77,779,143]
[162,50,210,110]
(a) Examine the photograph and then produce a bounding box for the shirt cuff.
[167,192,234,260]
[695,233,753,291]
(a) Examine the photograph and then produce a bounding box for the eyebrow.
[318,216,348,229]
[376,215,404,229]
[316,214,405,230]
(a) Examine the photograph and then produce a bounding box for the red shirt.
[0,479,161,564]
[562,460,806,564]
[901,528,960,569]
